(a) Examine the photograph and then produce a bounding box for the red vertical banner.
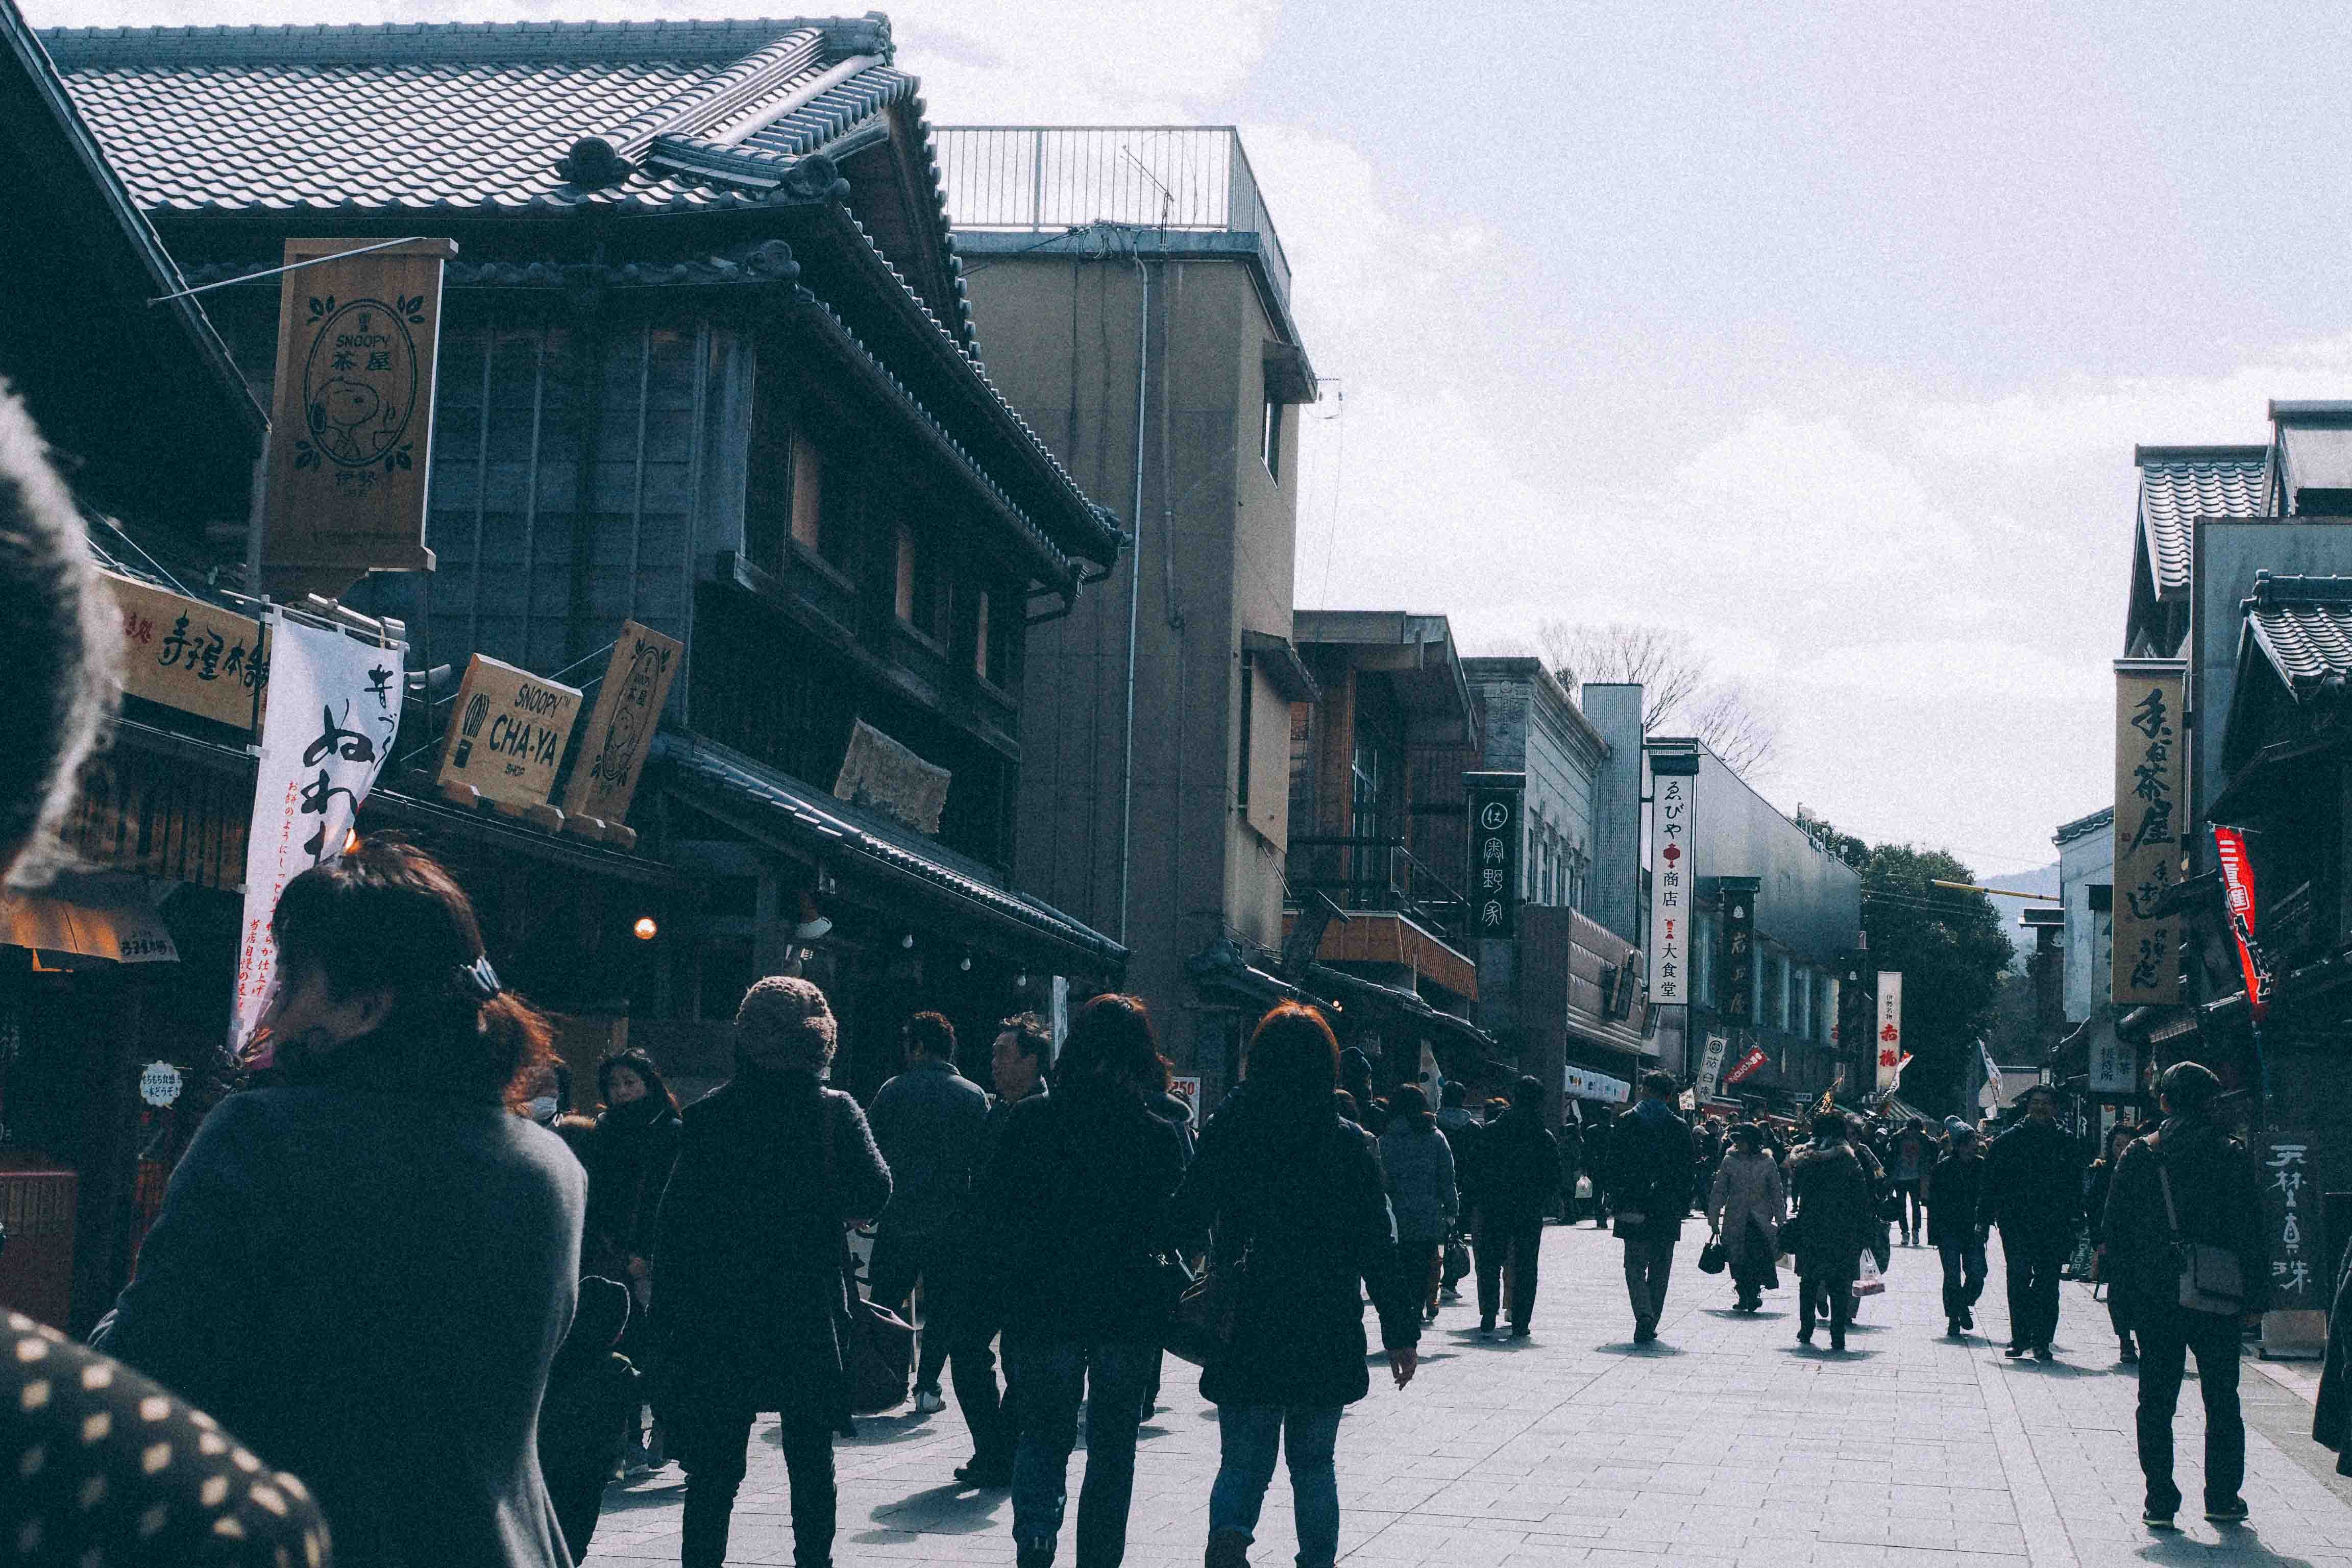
[2213,826,2269,1022]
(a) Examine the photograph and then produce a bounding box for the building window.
[1695,910,1714,1006]
[790,431,823,552]
[894,524,947,644]
[1260,395,1284,481]
[1350,742,1384,843]
[1794,964,1811,1039]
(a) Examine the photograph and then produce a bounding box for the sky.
[30,0,2352,877]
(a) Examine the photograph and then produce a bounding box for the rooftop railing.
[932,125,1293,321]
[1286,835,1472,951]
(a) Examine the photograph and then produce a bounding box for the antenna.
[1121,146,1175,228]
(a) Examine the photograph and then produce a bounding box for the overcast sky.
[33,0,2352,875]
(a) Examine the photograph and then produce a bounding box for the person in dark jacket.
[868,1011,991,1420]
[1888,1118,1935,1246]
[1977,1084,2081,1360]
[2316,1228,2352,1479]
[2083,1121,2141,1363]
[1608,1070,1697,1344]
[1172,1004,1419,1568]
[1338,1047,1387,1134]
[2104,1063,2268,1528]
[973,994,1188,1568]
[1554,1115,1586,1224]
[584,1048,681,1471]
[1378,1085,1458,1322]
[1928,1126,1989,1337]
[538,1275,640,1562]
[942,1013,1054,1489]
[655,976,892,1568]
[1471,1076,1560,1338]
[92,838,583,1568]
[1785,1111,1874,1353]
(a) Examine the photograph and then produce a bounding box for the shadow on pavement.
[829,1411,938,1446]
[865,1482,1010,1536]
[1597,1340,1687,1356]
[2135,1523,2316,1567]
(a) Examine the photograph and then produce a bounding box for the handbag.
[1443,1231,1472,1287]
[1852,1251,1886,1298]
[1777,1209,1808,1259]
[1165,1241,1248,1367]
[820,1094,916,1413]
[2159,1162,2244,1315]
[1698,1236,1727,1275]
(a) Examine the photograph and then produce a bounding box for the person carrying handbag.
[2100,1062,2270,1531]
[652,977,893,1568]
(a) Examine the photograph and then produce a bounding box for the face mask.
[527,1095,558,1121]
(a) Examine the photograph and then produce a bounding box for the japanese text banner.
[1648,771,1693,1004]
[232,612,400,1051]
[2112,661,2186,1005]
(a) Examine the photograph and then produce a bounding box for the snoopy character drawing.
[309,378,396,465]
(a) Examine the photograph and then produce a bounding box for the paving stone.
[581,1223,2352,1565]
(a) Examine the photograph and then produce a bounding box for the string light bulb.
[633,916,658,941]
[901,933,915,949]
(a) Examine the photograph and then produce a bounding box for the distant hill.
[1992,860,2063,970]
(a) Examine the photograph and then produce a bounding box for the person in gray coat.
[867,1012,989,1418]
[93,838,583,1568]
[1705,1123,1785,1312]
[1379,1086,1459,1322]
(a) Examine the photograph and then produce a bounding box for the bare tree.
[1535,619,1779,779]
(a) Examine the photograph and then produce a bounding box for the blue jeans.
[1004,1336,1156,1565]
[1209,1405,1345,1567]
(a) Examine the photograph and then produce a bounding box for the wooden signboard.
[833,719,949,835]
[435,654,582,812]
[260,237,455,598]
[2112,659,2186,1005]
[560,621,682,829]
[102,571,267,729]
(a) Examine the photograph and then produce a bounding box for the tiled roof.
[2052,805,2113,846]
[2135,445,2270,598]
[2245,574,2352,690]
[40,18,1126,570]
[653,734,1126,969]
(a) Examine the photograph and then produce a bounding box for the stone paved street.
[584,1222,2352,1568]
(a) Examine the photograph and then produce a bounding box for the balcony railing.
[1286,836,1471,950]
[932,126,1293,321]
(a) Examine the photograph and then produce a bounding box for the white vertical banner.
[1695,1033,1730,1100]
[232,611,401,1051]
[1647,768,1694,1003]
[1874,971,1904,1094]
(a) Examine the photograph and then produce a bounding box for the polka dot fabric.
[2,1312,330,1566]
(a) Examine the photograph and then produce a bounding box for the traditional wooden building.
[49,15,1133,1100]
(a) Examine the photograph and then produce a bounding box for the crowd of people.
[0,385,2301,1559]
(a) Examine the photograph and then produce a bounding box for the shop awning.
[654,733,1126,976]
[2208,737,2345,829]
[1301,962,1503,1068]
[2,872,178,965]
[1187,937,1300,1008]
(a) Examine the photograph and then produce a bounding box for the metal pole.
[1117,240,1150,944]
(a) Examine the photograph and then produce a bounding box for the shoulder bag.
[822,1092,917,1413]
[2159,1156,2245,1316]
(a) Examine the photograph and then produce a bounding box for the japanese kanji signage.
[560,621,682,827]
[2087,1028,2137,1096]
[1647,759,1696,1004]
[260,237,455,598]
[436,654,583,811]
[2213,825,2271,1022]
[1720,880,1756,1023]
[1464,772,1525,939]
[1695,1033,1731,1100]
[834,719,951,836]
[1723,1044,1769,1086]
[233,611,401,1050]
[2265,1138,2317,1312]
[2112,659,2186,1005]
[1875,971,1905,1093]
[102,571,268,730]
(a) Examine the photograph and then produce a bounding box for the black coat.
[1469,1108,1560,1228]
[1925,1151,1984,1248]
[1170,1086,1420,1408]
[2103,1117,2270,1324]
[973,1081,1188,1345]
[652,1067,891,1433]
[1976,1118,2081,1243]
[1786,1143,1875,1275]
[1607,1103,1696,1242]
[583,1099,681,1275]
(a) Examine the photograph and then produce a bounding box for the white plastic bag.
[1852,1251,1886,1298]
[1575,1175,1594,1201]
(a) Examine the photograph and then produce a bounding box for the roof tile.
[2138,446,2269,597]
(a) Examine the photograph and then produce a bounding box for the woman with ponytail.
[92,836,585,1568]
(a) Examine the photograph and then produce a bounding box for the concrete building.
[1670,745,1866,1107]
[938,126,1319,1082]
[1441,659,1651,1112]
